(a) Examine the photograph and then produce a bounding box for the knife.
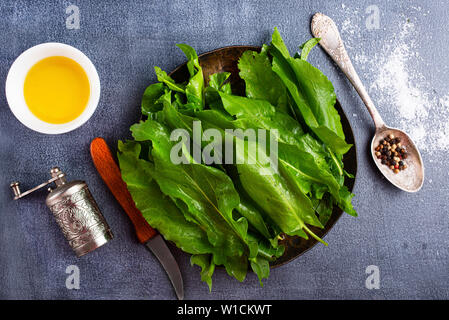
[90,137,184,300]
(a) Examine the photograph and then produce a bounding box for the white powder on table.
[338,6,449,155]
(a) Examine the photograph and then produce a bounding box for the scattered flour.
[369,21,449,155]
[338,5,449,155]
[436,96,449,151]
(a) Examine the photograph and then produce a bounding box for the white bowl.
[5,42,100,134]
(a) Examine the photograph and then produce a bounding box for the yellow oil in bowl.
[23,56,90,124]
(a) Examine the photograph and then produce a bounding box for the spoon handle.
[311,13,385,130]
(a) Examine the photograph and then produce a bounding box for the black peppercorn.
[375,134,408,173]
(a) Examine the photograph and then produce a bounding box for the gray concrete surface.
[1,0,448,299]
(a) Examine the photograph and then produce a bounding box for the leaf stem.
[327,147,343,176]
[302,225,328,246]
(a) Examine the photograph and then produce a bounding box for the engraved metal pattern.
[49,186,111,251]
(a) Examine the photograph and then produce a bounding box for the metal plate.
[168,45,358,268]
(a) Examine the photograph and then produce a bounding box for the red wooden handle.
[90,137,157,243]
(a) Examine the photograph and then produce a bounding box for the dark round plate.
[168,46,357,268]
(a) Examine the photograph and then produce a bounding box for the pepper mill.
[10,167,113,257]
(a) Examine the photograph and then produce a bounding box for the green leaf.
[238,48,288,112]
[205,72,232,113]
[154,66,186,93]
[130,119,260,274]
[271,27,291,59]
[315,194,334,226]
[236,201,272,240]
[177,44,204,109]
[161,100,326,243]
[234,137,325,239]
[219,92,303,143]
[141,83,165,116]
[338,185,357,217]
[218,93,352,217]
[250,256,270,286]
[191,254,215,291]
[269,29,352,155]
[208,72,231,93]
[177,44,200,77]
[299,38,321,61]
[117,140,213,255]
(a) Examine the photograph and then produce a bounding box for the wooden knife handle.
[90,137,157,243]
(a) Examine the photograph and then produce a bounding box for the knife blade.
[90,137,184,300]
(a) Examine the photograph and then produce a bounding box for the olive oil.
[23,56,90,124]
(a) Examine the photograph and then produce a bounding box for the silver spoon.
[311,13,424,192]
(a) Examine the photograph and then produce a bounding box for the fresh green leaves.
[119,29,357,290]
[270,28,352,155]
[176,44,205,109]
[117,140,214,255]
[141,83,165,116]
[238,46,288,112]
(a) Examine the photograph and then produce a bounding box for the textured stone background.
[1,0,448,299]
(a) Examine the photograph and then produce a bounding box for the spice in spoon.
[374,134,408,174]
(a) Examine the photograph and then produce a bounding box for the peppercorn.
[375,134,408,173]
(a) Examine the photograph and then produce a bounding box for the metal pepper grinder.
[10,167,113,257]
